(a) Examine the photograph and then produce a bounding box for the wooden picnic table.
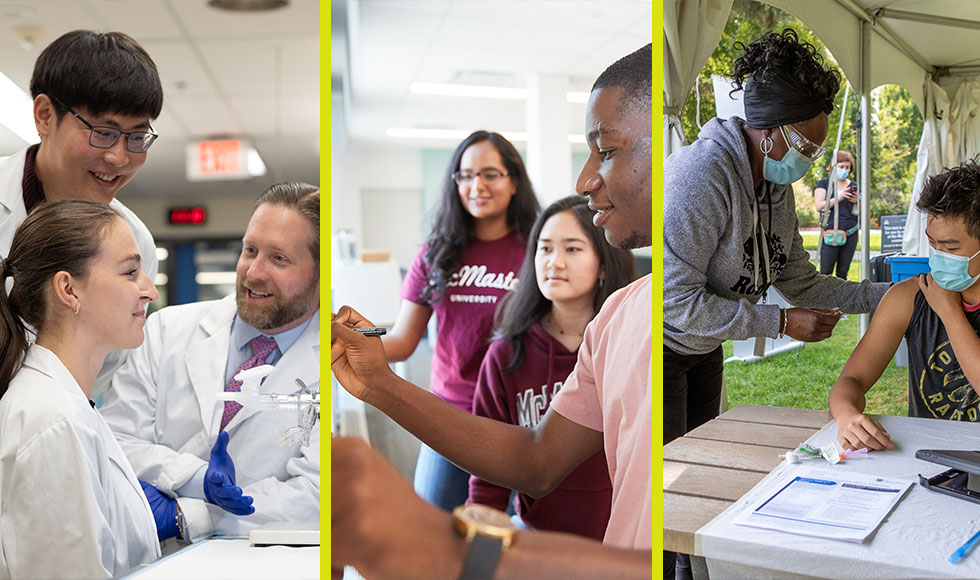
[663,404,832,555]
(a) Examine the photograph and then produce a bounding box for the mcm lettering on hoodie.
[663,116,889,356]
[468,323,612,541]
[401,232,525,411]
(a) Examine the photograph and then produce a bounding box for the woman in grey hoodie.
[662,28,891,579]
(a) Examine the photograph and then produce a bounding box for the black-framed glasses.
[51,96,158,153]
[779,124,825,161]
[452,168,510,185]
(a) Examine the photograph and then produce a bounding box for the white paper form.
[697,415,980,580]
[735,467,913,543]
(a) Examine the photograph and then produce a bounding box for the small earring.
[73,303,79,316]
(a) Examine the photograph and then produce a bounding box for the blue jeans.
[413,443,470,512]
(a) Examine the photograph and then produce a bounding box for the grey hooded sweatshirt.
[663,117,889,356]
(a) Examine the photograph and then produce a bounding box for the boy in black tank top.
[829,159,980,452]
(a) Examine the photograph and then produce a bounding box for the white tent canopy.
[665,0,980,330]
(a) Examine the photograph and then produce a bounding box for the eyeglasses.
[779,124,825,161]
[51,96,158,153]
[452,168,510,185]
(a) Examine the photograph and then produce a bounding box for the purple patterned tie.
[220,335,278,431]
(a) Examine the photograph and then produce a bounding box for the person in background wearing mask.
[814,150,861,279]
[663,28,890,579]
[830,159,980,451]
[100,183,320,542]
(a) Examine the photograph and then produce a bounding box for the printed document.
[734,466,913,543]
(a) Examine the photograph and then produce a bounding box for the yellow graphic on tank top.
[921,339,980,421]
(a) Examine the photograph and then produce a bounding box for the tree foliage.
[679,0,924,226]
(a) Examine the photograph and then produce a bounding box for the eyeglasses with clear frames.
[51,96,158,153]
[779,124,825,161]
[452,168,510,185]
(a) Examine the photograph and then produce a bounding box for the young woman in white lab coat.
[0,200,161,579]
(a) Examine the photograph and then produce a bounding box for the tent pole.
[859,18,872,338]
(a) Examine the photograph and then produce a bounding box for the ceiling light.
[0,71,37,144]
[409,83,527,100]
[207,0,288,12]
[386,128,529,142]
[409,82,590,104]
[195,271,237,285]
[384,129,592,144]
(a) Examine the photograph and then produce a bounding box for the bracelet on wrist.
[778,308,788,339]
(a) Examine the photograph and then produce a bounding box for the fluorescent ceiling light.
[410,83,527,100]
[387,129,585,144]
[0,71,37,144]
[387,128,530,142]
[410,83,591,104]
[195,271,237,286]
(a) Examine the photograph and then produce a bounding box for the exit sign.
[185,139,264,181]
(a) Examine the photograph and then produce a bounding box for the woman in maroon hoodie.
[467,195,636,540]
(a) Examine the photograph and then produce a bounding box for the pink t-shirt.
[400,233,525,411]
[550,274,652,550]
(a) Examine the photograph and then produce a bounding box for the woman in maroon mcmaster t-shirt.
[380,130,541,511]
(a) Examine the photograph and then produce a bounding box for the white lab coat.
[0,345,160,579]
[0,147,160,401]
[100,295,320,541]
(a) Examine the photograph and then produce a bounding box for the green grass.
[800,230,881,252]
[722,315,909,415]
[721,249,908,416]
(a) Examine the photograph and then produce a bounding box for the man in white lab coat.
[0,30,162,400]
[100,182,320,541]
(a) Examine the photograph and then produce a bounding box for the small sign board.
[880,214,907,253]
[168,207,207,225]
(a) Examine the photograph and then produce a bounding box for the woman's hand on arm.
[829,281,916,450]
[381,299,433,362]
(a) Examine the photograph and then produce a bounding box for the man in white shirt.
[0,29,163,399]
[101,182,320,541]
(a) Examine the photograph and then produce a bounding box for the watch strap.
[458,532,504,580]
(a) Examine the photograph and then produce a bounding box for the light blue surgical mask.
[929,246,980,291]
[836,167,850,180]
[763,146,814,185]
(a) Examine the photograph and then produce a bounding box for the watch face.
[455,504,516,530]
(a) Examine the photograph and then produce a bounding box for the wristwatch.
[452,504,517,580]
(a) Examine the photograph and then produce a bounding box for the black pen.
[353,327,387,337]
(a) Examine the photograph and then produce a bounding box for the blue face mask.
[763,145,813,185]
[836,167,850,180]
[929,246,980,291]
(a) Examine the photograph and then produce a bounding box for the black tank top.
[906,290,980,421]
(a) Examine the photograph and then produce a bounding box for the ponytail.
[0,259,29,400]
[0,200,120,402]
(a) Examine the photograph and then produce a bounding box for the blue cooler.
[884,256,930,367]
[887,256,930,283]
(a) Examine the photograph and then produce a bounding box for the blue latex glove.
[204,431,255,516]
[139,480,178,541]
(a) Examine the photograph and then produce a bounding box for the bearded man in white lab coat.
[0,30,162,401]
[100,182,320,541]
